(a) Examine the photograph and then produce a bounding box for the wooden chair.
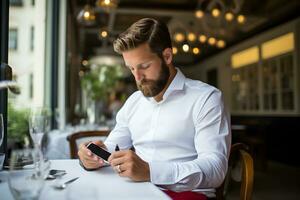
[216,143,254,200]
[67,130,110,159]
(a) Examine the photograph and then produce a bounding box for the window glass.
[8,0,48,145]
[9,29,18,50]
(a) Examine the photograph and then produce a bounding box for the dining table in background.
[45,124,111,159]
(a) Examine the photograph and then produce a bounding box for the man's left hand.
[108,150,150,182]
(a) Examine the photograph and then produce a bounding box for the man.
[78,18,231,200]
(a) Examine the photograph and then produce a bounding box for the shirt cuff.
[149,161,176,185]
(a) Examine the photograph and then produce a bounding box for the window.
[262,53,294,111]
[29,73,34,99]
[262,33,294,59]
[232,63,259,111]
[9,28,18,50]
[231,32,296,114]
[30,26,34,51]
[231,46,259,69]
[9,0,23,7]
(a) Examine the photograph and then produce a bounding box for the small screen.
[87,143,111,161]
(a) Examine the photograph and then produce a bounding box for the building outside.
[8,0,47,108]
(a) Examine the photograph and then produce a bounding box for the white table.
[46,125,110,159]
[0,160,171,200]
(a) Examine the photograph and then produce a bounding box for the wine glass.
[8,148,45,200]
[0,113,3,148]
[28,107,51,160]
[0,114,5,172]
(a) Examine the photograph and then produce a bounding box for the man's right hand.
[78,140,107,170]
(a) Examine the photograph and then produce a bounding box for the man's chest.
[127,98,196,143]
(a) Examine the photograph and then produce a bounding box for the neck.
[154,66,177,102]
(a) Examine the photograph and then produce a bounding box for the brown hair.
[113,18,172,57]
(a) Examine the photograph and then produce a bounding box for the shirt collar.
[147,67,185,103]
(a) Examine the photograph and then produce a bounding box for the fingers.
[108,150,129,163]
[93,140,106,149]
[109,156,126,167]
[78,140,106,169]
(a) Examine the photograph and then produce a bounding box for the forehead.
[122,43,158,66]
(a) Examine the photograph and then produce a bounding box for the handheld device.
[86,143,111,161]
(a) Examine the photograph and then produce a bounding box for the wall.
[182,17,300,167]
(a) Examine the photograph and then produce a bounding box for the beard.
[136,60,170,97]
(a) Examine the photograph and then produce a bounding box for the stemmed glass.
[0,114,3,148]
[8,148,45,200]
[28,107,51,161]
[0,114,5,174]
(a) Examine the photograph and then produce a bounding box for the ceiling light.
[237,15,246,24]
[192,47,200,55]
[195,9,204,19]
[96,0,119,12]
[217,40,226,48]
[174,33,185,43]
[225,12,234,21]
[99,30,108,38]
[198,35,207,43]
[208,37,216,45]
[82,60,89,66]
[211,8,220,18]
[77,4,96,26]
[172,47,178,55]
[182,44,189,52]
[79,70,85,77]
[187,33,196,42]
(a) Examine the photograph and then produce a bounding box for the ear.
[162,48,173,65]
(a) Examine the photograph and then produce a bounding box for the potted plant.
[80,64,123,124]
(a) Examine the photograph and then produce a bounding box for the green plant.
[81,65,123,101]
[7,102,30,143]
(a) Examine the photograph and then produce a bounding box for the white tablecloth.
[0,159,171,200]
[45,125,110,159]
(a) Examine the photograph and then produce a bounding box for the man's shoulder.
[124,90,144,104]
[184,78,220,95]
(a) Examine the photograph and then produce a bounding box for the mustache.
[137,79,154,85]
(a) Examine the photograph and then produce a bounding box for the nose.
[133,69,143,82]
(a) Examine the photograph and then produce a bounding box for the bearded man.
[78,18,231,200]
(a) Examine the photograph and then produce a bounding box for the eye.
[140,63,151,69]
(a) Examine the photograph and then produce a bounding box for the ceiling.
[71,0,300,66]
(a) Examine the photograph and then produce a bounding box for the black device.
[86,143,111,161]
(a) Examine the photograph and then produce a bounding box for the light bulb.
[217,40,226,48]
[182,44,189,52]
[208,37,216,45]
[198,35,207,43]
[174,33,185,42]
[172,47,178,55]
[187,33,196,42]
[237,15,246,24]
[101,30,108,38]
[225,12,234,21]
[212,8,220,17]
[192,47,200,55]
[195,10,204,18]
[82,60,88,66]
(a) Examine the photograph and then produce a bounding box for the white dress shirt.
[104,68,231,197]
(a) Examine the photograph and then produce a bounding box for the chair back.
[67,130,110,159]
[216,143,254,200]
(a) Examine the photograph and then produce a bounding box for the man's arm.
[149,91,231,190]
